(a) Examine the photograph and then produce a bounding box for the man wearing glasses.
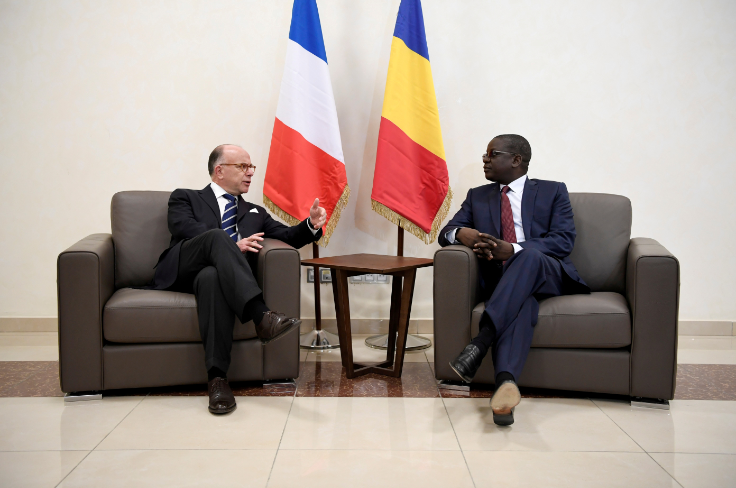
[439,134,589,426]
[151,144,326,415]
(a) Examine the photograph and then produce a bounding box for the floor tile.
[650,452,736,488]
[305,334,429,363]
[295,362,438,397]
[678,336,736,350]
[96,396,292,450]
[677,350,736,364]
[58,450,275,488]
[0,451,88,488]
[0,332,58,347]
[464,451,678,487]
[0,346,58,361]
[444,397,642,452]
[594,399,736,454]
[678,337,736,364]
[267,450,474,488]
[0,397,143,451]
[280,397,459,451]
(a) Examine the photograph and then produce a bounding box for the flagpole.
[299,242,341,349]
[312,243,321,330]
[365,225,431,351]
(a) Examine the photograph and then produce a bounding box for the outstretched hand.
[309,198,327,229]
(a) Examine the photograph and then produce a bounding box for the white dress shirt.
[209,182,318,240]
[446,174,528,254]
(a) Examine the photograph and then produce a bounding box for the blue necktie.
[221,194,238,242]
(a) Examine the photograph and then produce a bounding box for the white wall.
[0,0,734,321]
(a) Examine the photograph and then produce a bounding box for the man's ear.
[512,154,523,168]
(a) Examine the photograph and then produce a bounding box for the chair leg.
[630,397,670,410]
[64,392,102,403]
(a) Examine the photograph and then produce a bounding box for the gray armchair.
[57,191,301,394]
[433,193,679,401]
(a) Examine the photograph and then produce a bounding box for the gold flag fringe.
[371,186,453,245]
[263,184,351,248]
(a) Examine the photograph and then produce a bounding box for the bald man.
[152,144,326,414]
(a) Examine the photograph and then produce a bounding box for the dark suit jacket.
[151,185,321,290]
[439,178,589,294]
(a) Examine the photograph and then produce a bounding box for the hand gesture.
[309,198,327,229]
[237,232,264,253]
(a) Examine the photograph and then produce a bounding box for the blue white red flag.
[263,0,349,246]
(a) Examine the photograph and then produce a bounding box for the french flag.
[263,0,349,246]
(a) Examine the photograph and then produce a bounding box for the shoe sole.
[448,362,473,383]
[260,319,302,345]
[490,382,521,411]
[209,403,237,415]
[493,408,514,426]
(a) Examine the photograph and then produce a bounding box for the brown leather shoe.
[207,377,236,415]
[256,311,301,344]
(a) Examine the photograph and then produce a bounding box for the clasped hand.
[456,228,514,261]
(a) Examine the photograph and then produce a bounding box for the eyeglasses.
[482,150,517,160]
[219,163,256,173]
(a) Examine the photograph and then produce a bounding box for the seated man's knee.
[204,228,234,246]
[193,266,218,288]
[510,248,544,266]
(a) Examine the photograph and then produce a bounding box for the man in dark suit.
[152,144,326,415]
[439,134,589,426]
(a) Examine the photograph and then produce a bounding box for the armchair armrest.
[626,237,680,400]
[433,245,480,379]
[57,234,115,393]
[257,238,301,319]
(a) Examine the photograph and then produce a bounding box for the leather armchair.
[57,191,301,394]
[433,193,680,400]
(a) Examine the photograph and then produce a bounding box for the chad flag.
[264,0,349,247]
[371,0,452,244]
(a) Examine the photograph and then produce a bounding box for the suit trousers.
[482,248,566,381]
[170,229,263,373]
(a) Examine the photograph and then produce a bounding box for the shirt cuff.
[446,228,459,244]
[511,243,523,254]
[307,218,319,235]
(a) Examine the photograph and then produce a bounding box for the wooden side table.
[301,254,433,379]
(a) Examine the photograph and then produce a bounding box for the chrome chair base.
[299,329,340,350]
[64,392,102,403]
[365,333,431,351]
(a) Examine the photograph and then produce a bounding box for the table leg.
[333,269,355,376]
[385,274,402,365]
[391,269,417,378]
[331,273,349,370]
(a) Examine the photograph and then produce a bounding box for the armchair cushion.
[103,288,256,343]
[470,292,631,348]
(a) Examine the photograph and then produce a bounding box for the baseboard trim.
[300,318,433,335]
[0,318,58,332]
[678,320,735,336]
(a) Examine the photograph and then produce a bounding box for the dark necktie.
[221,194,238,243]
[500,186,517,244]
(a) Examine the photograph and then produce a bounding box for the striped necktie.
[221,194,238,243]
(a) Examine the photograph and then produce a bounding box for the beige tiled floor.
[677,336,736,364]
[2,333,736,487]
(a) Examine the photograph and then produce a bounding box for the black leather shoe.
[449,344,485,383]
[490,379,520,426]
[256,311,301,344]
[208,377,236,415]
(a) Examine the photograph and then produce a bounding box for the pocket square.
[250,208,258,213]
